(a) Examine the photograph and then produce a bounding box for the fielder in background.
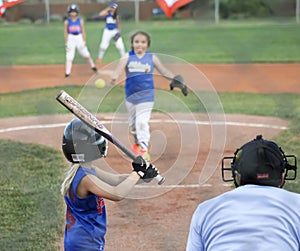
[61,118,159,250]
[186,135,299,251]
[96,1,126,63]
[64,4,97,78]
[110,30,187,161]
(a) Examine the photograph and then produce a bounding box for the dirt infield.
[1,63,300,94]
[0,64,296,250]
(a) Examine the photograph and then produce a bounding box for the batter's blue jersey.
[125,50,155,104]
[186,185,300,251]
[67,18,82,35]
[105,12,117,30]
[64,166,106,251]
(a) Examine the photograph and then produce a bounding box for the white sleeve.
[186,205,204,251]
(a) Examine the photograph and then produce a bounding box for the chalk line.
[0,119,287,133]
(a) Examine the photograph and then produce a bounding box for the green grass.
[2,86,300,119]
[0,139,65,250]
[1,20,300,64]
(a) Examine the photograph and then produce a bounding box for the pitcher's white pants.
[99,28,125,58]
[126,101,154,151]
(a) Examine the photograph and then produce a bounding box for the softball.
[94,78,106,89]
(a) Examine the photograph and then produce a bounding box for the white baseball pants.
[126,101,154,151]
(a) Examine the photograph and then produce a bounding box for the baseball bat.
[56,90,165,185]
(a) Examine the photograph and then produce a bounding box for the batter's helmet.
[67,4,79,14]
[222,135,297,188]
[62,118,108,163]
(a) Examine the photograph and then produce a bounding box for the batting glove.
[143,164,159,183]
[132,156,158,182]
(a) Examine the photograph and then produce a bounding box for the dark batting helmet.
[67,4,79,14]
[62,118,108,163]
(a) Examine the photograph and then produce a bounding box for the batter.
[61,118,158,250]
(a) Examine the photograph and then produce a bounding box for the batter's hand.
[143,164,159,183]
[132,156,158,182]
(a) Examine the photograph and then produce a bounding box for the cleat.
[92,67,98,73]
[65,74,70,78]
[131,144,140,155]
[131,144,151,161]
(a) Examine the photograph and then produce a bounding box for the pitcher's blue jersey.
[67,18,82,35]
[125,50,154,104]
[64,166,106,251]
[105,11,117,30]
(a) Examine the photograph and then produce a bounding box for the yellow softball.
[94,78,106,89]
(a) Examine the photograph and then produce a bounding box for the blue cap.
[108,1,118,8]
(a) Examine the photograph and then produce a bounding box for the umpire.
[186,135,300,251]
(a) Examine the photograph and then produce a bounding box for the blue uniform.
[125,50,155,105]
[64,166,106,251]
[97,8,125,61]
[186,185,300,251]
[67,17,82,35]
[105,11,117,30]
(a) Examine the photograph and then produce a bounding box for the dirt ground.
[0,63,297,250]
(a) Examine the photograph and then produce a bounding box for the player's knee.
[115,42,124,51]
[137,121,148,130]
[130,128,136,135]
[66,55,74,61]
[81,51,91,58]
[100,44,108,50]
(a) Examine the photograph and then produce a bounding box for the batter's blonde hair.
[61,163,81,196]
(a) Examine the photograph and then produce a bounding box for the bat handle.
[156,174,166,185]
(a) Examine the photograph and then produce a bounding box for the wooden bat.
[56,90,165,185]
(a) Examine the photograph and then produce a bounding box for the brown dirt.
[0,63,295,250]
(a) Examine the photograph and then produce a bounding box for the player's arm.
[82,160,157,200]
[81,172,140,201]
[154,54,188,96]
[94,166,144,186]
[80,19,86,42]
[94,166,132,185]
[99,7,109,17]
[64,20,68,44]
[110,53,129,85]
[153,54,175,79]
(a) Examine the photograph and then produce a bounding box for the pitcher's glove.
[170,75,188,96]
[132,156,159,183]
[113,32,121,41]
